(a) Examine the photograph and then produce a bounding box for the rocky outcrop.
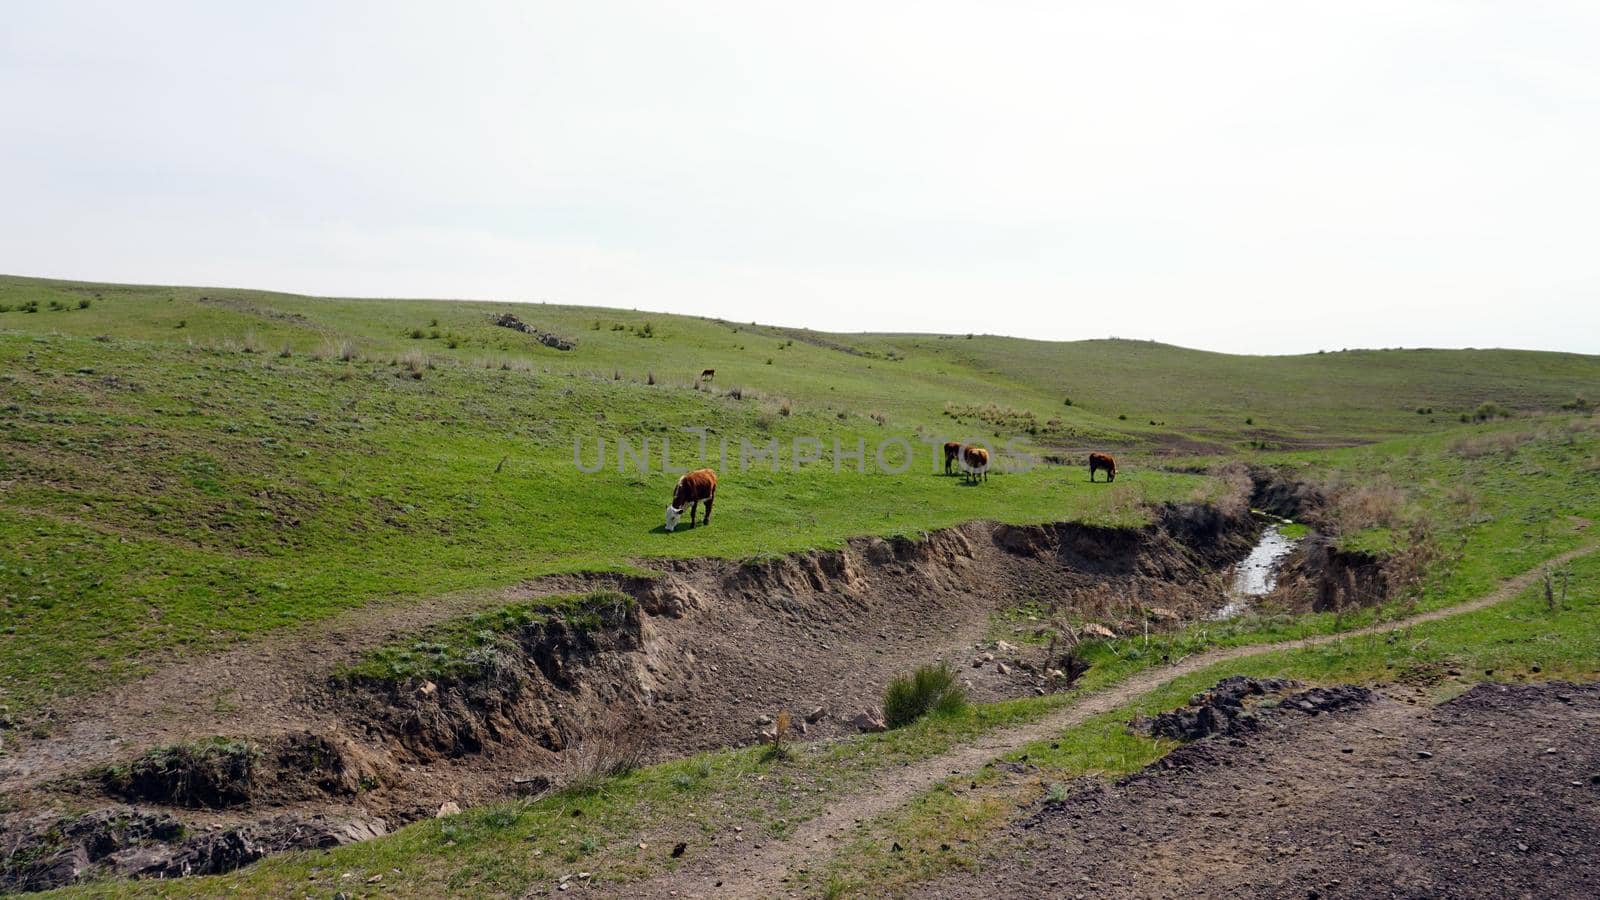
[491,313,574,350]
[0,809,385,892]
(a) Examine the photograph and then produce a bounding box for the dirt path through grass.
[0,571,601,790]
[619,542,1599,899]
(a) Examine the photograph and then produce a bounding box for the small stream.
[1212,520,1303,620]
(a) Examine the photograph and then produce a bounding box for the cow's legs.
[689,499,699,527]
[703,493,713,525]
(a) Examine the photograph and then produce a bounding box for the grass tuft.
[884,661,968,728]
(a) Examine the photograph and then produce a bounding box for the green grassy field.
[2,273,1597,713]
[5,274,1600,896]
[41,452,1597,898]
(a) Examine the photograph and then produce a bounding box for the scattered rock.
[852,710,887,733]
[491,313,574,350]
[512,774,552,795]
[1284,685,1372,716]
[1416,751,1434,760]
[805,706,826,724]
[436,801,462,818]
[997,662,1012,676]
[0,810,389,892]
[671,842,687,858]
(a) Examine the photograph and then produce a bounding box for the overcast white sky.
[4,2,1599,354]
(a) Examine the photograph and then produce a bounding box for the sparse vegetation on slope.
[4,274,1600,897]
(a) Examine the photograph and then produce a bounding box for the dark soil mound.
[1138,675,1299,741]
[929,680,1600,899]
[100,738,259,808]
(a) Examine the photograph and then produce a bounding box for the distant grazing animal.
[1089,452,1117,483]
[961,446,990,483]
[699,368,716,381]
[943,441,962,475]
[665,468,717,532]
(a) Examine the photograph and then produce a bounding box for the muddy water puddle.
[1212,522,1302,619]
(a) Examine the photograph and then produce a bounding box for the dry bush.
[1450,430,1533,459]
[558,707,646,794]
[1444,483,1482,522]
[399,350,428,379]
[1103,483,1139,519]
[1328,476,1408,531]
[317,339,356,361]
[1208,460,1254,517]
[1384,516,1442,604]
[778,399,793,417]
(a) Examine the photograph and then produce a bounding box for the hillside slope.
[1,273,1596,712]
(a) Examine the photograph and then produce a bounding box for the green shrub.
[882,661,967,728]
[1473,401,1510,422]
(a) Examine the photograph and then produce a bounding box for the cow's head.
[664,504,683,532]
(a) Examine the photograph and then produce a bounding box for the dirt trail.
[617,543,1598,899]
[0,572,599,790]
[925,682,1600,899]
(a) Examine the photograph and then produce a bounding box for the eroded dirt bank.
[925,680,1600,900]
[1,504,1261,891]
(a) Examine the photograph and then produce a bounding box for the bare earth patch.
[924,681,1600,899]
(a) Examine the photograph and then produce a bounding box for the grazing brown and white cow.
[1088,452,1117,483]
[961,446,990,483]
[665,468,717,532]
[943,441,962,475]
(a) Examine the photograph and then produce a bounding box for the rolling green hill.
[1,273,1596,711]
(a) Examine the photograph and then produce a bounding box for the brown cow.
[699,368,715,381]
[665,468,717,532]
[961,446,990,483]
[943,441,962,475]
[1088,452,1117,483]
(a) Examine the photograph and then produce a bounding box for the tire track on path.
[624,543,1598,899]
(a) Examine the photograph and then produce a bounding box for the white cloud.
[3,1,1597,353]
